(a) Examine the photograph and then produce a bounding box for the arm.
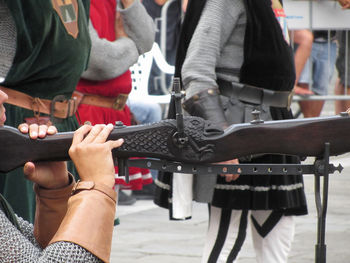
[0,211,102,262]
[49,124,123,263]
[338,0,350,9]
[0,0,16,80]
[181,0,244,100]
[0,124,103,262]
[118,0,155,54]
[181,0,245,180]
[17,124,72,248]
[81,0,155,81]
[81,22,139,81]
[22,124,123,262]
[181,0,244,128]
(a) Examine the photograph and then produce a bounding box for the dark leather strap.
[72,91,128,111]
[218,79,293,109]
[0,86,76,119]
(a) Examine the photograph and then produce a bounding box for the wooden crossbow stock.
[0,107,347,174]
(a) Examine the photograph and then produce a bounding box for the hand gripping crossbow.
[0,79,348,263]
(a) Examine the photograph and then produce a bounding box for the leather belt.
[0,86,77,119]
[0,86,128,120]
[72,91,128,111]
[218,79,293,109]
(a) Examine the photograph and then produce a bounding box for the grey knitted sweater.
[182,0,246,99]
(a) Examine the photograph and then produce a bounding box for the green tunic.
[1,0,91,222]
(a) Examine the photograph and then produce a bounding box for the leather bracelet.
[71,180,117,203]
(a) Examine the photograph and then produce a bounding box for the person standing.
[0,88,123,262]
[297,30,337,118]
[142,0,182,95]
[334,0,350,114]
[292,29,314,96]
[156,0,307,262]
[74,0,155,203]
[0,0,91,222]
[335,30,350,114]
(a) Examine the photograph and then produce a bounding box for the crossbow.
[0,80,347,263]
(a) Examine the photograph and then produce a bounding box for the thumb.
[23,162,36,181]
[108,138,124,150]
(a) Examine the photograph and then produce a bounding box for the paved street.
[110,152,350,263]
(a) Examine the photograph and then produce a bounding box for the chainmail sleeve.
[0,0,16,81]
[0,210,103,262]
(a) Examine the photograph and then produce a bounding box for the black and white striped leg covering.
[250,211,295,263]
[201,207,295,263]
[202,206,248,263]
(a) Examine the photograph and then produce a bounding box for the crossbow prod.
[0,79,348,263]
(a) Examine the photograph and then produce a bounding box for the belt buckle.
[31,98,42,119]
[50,95,69,123]
[30,98,52,125]
[112,94,128,110]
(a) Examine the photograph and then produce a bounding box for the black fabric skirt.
[211,101,307,215]
[211,153,307,216]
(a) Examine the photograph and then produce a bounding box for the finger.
[222,173,240,182]
[107,138,124,150]
[18,123,29,134]
[23,162,36,180]
[29,124,39,139]
[94,123,114,143]
[72,124,93,145]
[230,174,239,181]
[83,124,106,144]
[38,125,48,138]
[225,174,234,182]
[47,125,58,135]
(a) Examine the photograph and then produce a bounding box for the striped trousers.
[202,206,295,263]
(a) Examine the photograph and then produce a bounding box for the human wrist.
[71,180,116,203]
[50,181,116,262]
[34,173,75,199]
[52,172,72,189]
[37,172,73,191]
[77,175,115,189]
